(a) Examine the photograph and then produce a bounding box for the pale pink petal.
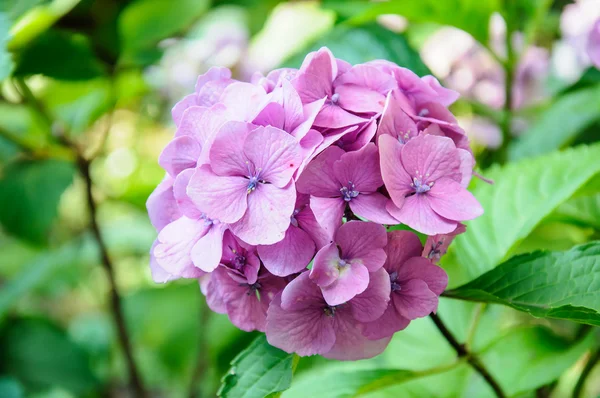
[154,216,209,275]
[252,102,285,130]
[243,125,302,187]
[383,230,423,273]
[335,221,387,266]
[309,196,345,240]
[333,143,383,193]
[147,174,181,231]
[190,222,227,272]
[313,103,367,129]
[158,135,201,177]
[258,225,315,277]
[588,19,600,69]
[427,178,484,221]
[378,134,412,208]
[349,193,399,225]
[208,121,254,177]
[458,148,474,188]
[296,146,344,197]
[397,257,448,296]
[400,134,461,183]
[310,242,341,288]
[219,81,267,121]
[195,104,232,165]
[361,304,410,340]
[350,267,391,322]
[421,75,460,106]
[230,182,296,245]
[202,274,227,314]
[335,64,396,93]
[393,279,438,320]
[171,94,198,127]
[266,293,336,356]
[270,80,305,132]
[321,262,369,306]
[173,169,202,219]
[292,97,327,140]
[175,106,207,139]
[195,67,233,106]
[149,241,179,283]
[388,194,457,235]
[187,165,248,224]
[335,84,387,114]
[293,48,335,103]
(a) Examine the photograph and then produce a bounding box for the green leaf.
[552,193,600,230]
[0,318,99,394]
[343,0,501,45]
[0,377,24,398]
[218,335,297,398]
[445,242,600,326]
[282,23,429,77]
[0,12,13,80]
[448,143,600,285]
[14,29,104,80]
[118,0,210,64]
[0,159,74,244]
[508,85,600,161]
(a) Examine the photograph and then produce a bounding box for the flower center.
[246,162,265,194]
[397,130,411,144]
[340,181,359,202]
[410,171,433,194]
[389,271,401,292]
[331,93,340,105]
[290,208,300,227]
[233,254,246,271]
[323,305,338,317]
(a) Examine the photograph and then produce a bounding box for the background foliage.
[0,0,599,397]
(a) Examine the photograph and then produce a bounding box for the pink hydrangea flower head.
[310,221,387,306]
[187,121,302,245]
[379,134,483,235]
[362,230,448,340]
[297,143,398,237]
[266,270,391,359]
[220,230,260,284]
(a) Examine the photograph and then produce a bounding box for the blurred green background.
[0,0,600,397]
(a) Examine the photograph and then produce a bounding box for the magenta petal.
[190,223,227,272]
[296,146,344,197]
[333,143,383,193]
[321,262,369,306]
[173,169,202,219]
[361,304,410,340]
[427,178,484,221]
[147,174,180,232]
[400,134,461,183]
[393,279,438,320]
[243,125,302,187]
[258,225,315,277]
[172,94,198,127]
[337,118,377,152]
[266,293,336,356]
[209,121,254,177]
[187,165,248,223]
[280,272,324,311]
[350,267,391,322]
[309,196,345,240]
[397,257,448,296]
[335,221,387,267]
[391,194,457,235]
[230,182,295,245]
[384,230,424,273]
[324,309,392,360]
[313,103,367,129]
[159,135,201,177]
[349,193,399,225]
[310,242,341,288]
[378,134,412,208]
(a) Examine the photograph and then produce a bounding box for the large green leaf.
[0,318,99,394]
[445,242,600,325]
[218,335,297,398]
[343,0,501,45]
[551,193,600,230]
[14,29,104,80]
[283,23,429,77]
[0,159,74,244]
[448,143,600,285]
[0,377,24,398]
[508,84,600,161]
[0,12,13,80]
[118,0,210,64]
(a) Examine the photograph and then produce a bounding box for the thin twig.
[430,313,506,398]
[573,348,600,398]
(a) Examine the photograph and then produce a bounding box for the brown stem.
[187,300,211,398]
[429,313,506,398]
[573,348,600,398]
[77,155,148,398]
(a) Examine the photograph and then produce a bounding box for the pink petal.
[310,242,341,288]
[420,75,459,106]
[195,104,232,165]
[337,118,378,152]
[253,102,285,130]
[147,174,180,232]
[378,134,412,208]
[335,84,387,114]
[293,48,335,103]
[292,97,327,140]
[321,261,370,306]
[243,125,302,187]
[149,241,179,283]
[361,304,410,340]
[400,134,461,183]
[350,267,391,322]
[334,64,396,93]
[187,165,248,223]
[258,225,315,277]
[427,178,484,221]
[208,121,254,177]
[190,222,227,272]
[295,204,332,250]
[175,106,207,139]
[393,279,439,320]
[333,143,383,193]
[294,129,323,178]
[387,194,457,235]
[397,257,448,296]
[309,196,345,240]
[269,80,305,132]
[219,81,267,121]
[280,272,325,311]
[202,274,227,314]
[313,103,367,129]
[423,223,466,264]
[458,148,475,188]
[296,146,344,197]
[173,169,202,219]
[335,221,387,269]
[588,19,600,69]
[266,293,336,356]
[154,216,209,276]
[377,90,418,143]
[158,135,201,177]
[195,67,233,106]
[349,193,399,225]
[171,94,198,127]
[230,182,296,245]
[383,230,423,273]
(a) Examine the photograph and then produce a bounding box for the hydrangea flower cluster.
[147,47,483,360]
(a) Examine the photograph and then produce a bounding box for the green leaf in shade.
[282,23,429,77]
[342,0,500,45]
[14,29,104,80]
[118,0,210,64]
[218,335,297,398]
[0,159,75,244]
[448,143,600,285]
[0,318,99,395]
[0,12,13,80]
[552,193,600,230]
[0,377,24,398]
[508,85,600,161]
[445,242,600,325]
